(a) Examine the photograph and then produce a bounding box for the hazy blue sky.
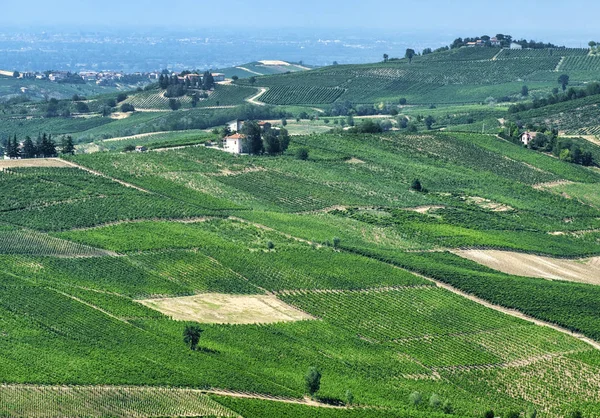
[1,0,598,37]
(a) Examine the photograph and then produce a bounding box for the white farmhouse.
[510,43,523,50]
[223,133,246,154]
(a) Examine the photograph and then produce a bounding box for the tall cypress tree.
[10,135,20,159]
[61,136,75,155]
[22,137,36,158]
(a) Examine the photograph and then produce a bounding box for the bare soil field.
[0,158,72,171]
[454,249,600,285]
[137,294,314,324]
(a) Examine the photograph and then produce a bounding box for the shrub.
[409,391,422,406]
[410,178,423,192]
[429,393,441,409]
[296,147,309,161]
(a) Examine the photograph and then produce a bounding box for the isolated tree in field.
[521,85,529,96]
[281,118,287,126]
[558,74,570,91]
[405,49,416,63]
[332,237,341,248]
[424,115,435,130]
[589,41,597,48]
[231,75,239,81]
[409,391,422,406]
[296,147,309,160]
[568,411,583,418]
[248,76,256,84]
[183,324,203,350]
[483,410,495,418]
[383,53,389,62]
[61,136,75,155]
[304,367,321,397]
[411,178,423,192]
[13,71,19,78]
[345,389,354,406]
[429,393,441,409]
[116,93,128,102]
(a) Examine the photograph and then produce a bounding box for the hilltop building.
[510,43,523,50]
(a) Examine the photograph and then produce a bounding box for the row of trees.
[2,134,74,159]
[509,80,600,114]
[239,121,291,155]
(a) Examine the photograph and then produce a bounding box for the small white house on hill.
[510,43,523,50]
[521,132,537,146]
[223,133,246,154]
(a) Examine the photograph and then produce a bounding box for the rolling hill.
[1,127,600,416]
[237,47,599,105]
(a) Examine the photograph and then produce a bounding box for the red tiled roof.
[224,134,246,140]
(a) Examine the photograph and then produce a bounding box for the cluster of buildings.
[222,120,273,154]
[466,37,522,49]
[16,70,227,85]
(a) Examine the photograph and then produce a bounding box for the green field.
[2,46,600,417]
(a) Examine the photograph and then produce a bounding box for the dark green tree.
[425,115,435,130]
[202,71,215,90]
[279,128,290,152]
[169,99,181,111]
[405,48,416,63]
[483,410,495,418]
[558,74,570,91]
[22,137,37,158]
[304,367,321,397]
[411,178,423,192]
[76,102,90,113]
[120,103,135,112]
[383,53,389,62]
[296,147,309,160]
[521,85,529,96]
[61,136,75,155]
[568,411,583,418]
[13,71,19,78]
[183,324,203,350]
[241,121,263,154]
